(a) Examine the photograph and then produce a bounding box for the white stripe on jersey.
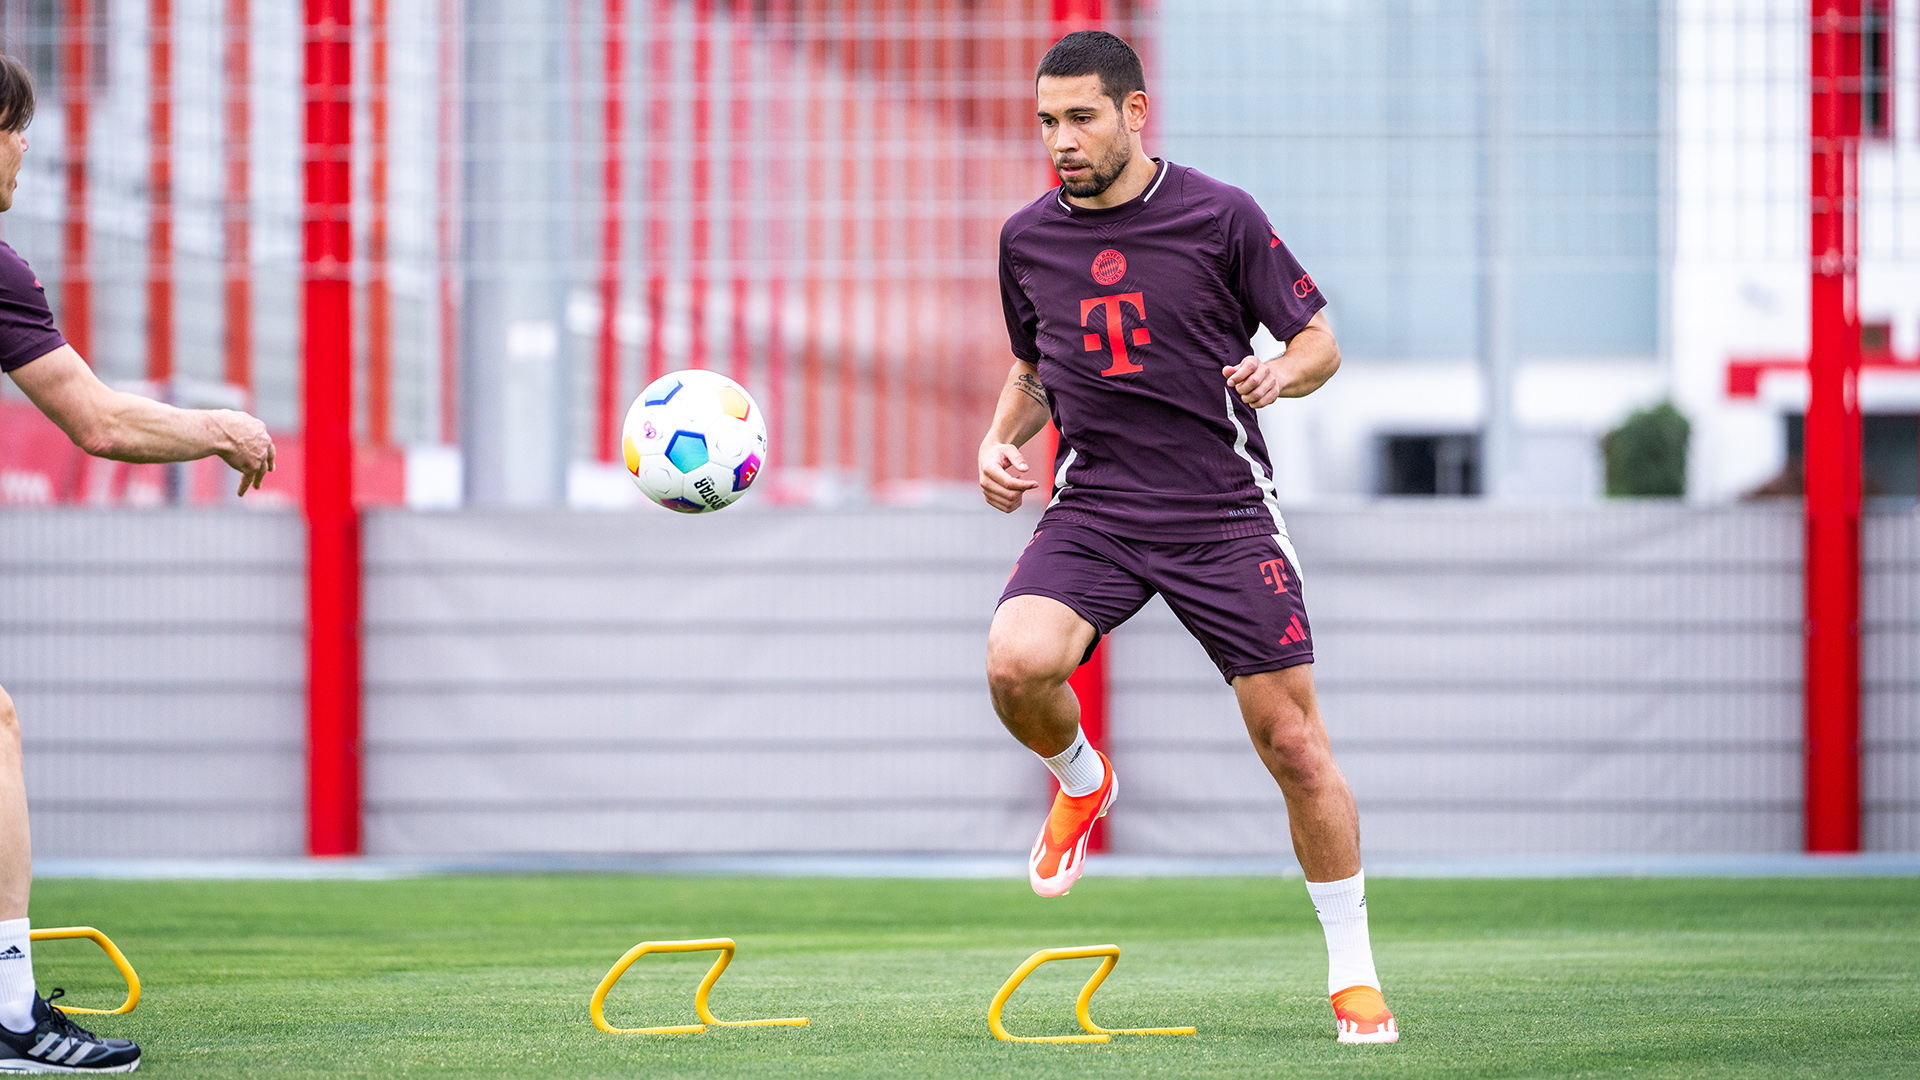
[1220,387,1305,581]
[1141,160,1171,203]
[1047,447,1078,510]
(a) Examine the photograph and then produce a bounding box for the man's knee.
[0,688,16,743]
[985,597,1092,704]
[985,638,1075,703]
[1251,700,1339,790]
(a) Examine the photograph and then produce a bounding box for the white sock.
[0,917,36,1033]
[1305,871,1379,995]
[1039,729,1106,797]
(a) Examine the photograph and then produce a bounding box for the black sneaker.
[0,990,140,1072]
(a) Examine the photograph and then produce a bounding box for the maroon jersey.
[0,242,66,373]
[999,160,1324,541]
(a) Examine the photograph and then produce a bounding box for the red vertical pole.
[148,0,174,383]
[766,0,792,452]
[223,0,252,392]
[1804,0,1862,853]
[900,0,920,478]
[367,0,391,446]
[61,0,92,362]
[644,0,672,385]
[305,0,359,857]
[1049,0,1108,849]
[726,2,751,388]
[868,0,889,490]
[436,0,460,445]
[800,0,823,469]
[687,0,712,370]
[835,0,858,475]
[597,0,625,459]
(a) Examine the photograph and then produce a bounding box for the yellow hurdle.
[989,944,1195,1044]
[29,927,139,1016]
[590,937,808,1034]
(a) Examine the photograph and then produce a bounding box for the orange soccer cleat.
[1027,751,1115,898]
[1331,985,1398,1044]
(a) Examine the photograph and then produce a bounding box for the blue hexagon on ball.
[666,431,710,473]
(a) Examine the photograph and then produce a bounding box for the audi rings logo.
[1292,273,1316,298]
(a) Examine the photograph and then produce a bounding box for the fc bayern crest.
[1091,248,1127,286]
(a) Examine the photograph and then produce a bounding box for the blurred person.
[978,31,1395,1045]
[0,54,274,1072]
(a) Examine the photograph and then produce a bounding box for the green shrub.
[1603,400,1689,497]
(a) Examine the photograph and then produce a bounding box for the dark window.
[1784,413,1920,497]
[1380,434,1481,496]
[1862,322,1891,354]
[1865,0,1893,139]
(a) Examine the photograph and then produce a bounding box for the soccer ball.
[622,369,769,513]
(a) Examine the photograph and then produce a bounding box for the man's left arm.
[1224,311,1341,407]
[9,344,275,495]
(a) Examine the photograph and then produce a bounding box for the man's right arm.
[8,345,276,496]
[977,360,1052,513]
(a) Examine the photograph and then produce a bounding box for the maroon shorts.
[999,523,1314,682]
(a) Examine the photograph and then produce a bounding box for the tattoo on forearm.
[1015,372,1049,408]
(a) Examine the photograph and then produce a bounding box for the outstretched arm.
[8,345,276,496]
[1224,310,1341,407]
[977,360,1053,513]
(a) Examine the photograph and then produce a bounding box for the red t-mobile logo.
[1080,292,1150,376]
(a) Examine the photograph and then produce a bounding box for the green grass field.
[21,874,1919,1078]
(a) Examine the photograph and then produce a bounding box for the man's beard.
[1056,138,1131,199]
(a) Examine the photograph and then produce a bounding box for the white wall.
[6,505,1914,858]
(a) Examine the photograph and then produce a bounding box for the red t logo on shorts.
[1258,558,1290,594]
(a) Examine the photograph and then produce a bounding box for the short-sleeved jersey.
[999,160,1324,542]
[0,242,66,373]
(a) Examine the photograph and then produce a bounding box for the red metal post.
[436,0,460,444]
[800,0,823,469]
[644,0,671,385]
[147,0,174,382]
[61,0,91,362]
[596,0,625,459]
[223,0,252,391]
[304,0,359,857]
[367,0,391,447]
[726,1,751,388]
[1805,0,1862,853]
[766,0,793,453]
[688,0,712,369]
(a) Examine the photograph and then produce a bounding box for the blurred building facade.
[0,0,1914,507]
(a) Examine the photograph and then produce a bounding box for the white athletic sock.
[1306,871,1380,995]
[1039,729,1106,797]
[0,917,36,1033]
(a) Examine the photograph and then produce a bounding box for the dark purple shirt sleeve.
[0,242,67,373]
[999,226,1042,364]
[1222,195,1325,344]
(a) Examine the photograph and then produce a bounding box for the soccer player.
[0,55,274,1071]
[979,31,1396,1044]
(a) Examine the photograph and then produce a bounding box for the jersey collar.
[1054,158,1169,219]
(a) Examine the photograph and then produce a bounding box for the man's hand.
[1224,355,1282,408]
[979,441,1040,513]
[210,409,275,496]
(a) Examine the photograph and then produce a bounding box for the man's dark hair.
[0,55,34,134]
[1035,30,1144,110]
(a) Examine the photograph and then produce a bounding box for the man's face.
[1036,74,1132,200]
[0,129,25,213]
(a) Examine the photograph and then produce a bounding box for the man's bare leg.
[1236,664,1396,1042]
[987,595,1113,896]
[0,685,37,1033]
[985,595,1095,758]
[1233,664,1359,881]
